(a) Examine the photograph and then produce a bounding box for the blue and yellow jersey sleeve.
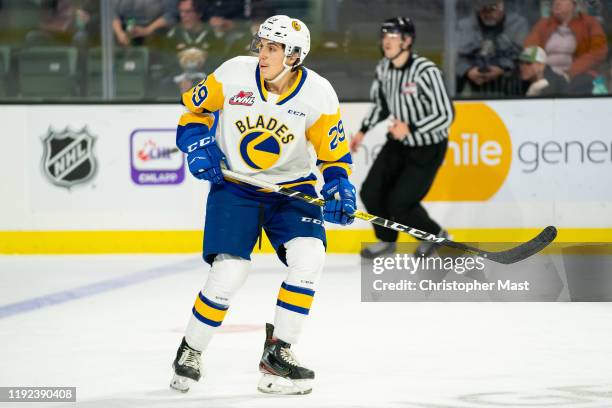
[177,70,225,152]
[181,73,225,114]
[306,89,353,182]
[176,110,219,153]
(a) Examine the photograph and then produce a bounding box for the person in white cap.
[519,45,568,96]
[169,15,356,396]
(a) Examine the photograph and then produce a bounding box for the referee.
[350,16,454,259]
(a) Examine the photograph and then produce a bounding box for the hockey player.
[170,15,355,395]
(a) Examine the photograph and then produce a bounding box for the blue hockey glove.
[176,111,225,183]
[185,134,227,184]
[321,177,356,225]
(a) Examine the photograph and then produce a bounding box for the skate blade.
[257,373,312,395]
[170,374,194,393]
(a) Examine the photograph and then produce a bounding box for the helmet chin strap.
[387,45,409,62]
[265,57,295,84]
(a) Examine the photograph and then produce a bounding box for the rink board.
[1,228,612,254]
[0,99,611,253]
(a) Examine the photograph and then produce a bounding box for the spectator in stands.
[204,0,248,68]
[247,1,276,47]
[24,0,99,48]
[165,0,209,93]
[112,0,178,46]
[456,0,529,97]
[21,0,99,96]
[541,0,607,22]
[524,0,608,94]
[519,45,569,95]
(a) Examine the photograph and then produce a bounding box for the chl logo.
[137,140,174,162]
[229,91,255,106]
[42,127,97,189]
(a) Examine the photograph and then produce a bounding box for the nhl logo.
[42,127,97,188]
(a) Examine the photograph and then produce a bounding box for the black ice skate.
[360,241,396,259]
[415,229,449,258]
[258,323,314,395]
[170,337,202,393]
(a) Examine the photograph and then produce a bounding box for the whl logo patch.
[229,91,255,106]
[42,127,97,188]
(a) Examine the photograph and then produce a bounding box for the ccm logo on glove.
[187,135,217,153]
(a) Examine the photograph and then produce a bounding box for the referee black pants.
[360,138,448,243]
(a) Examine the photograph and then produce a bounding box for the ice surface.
[0,254,611,407]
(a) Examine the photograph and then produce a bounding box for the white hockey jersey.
[178,56,352,188]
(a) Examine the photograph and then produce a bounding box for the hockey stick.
[221,169,557,265]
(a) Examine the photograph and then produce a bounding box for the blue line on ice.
[0,258,200,319]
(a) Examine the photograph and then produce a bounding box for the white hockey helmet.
[253,15,310,66]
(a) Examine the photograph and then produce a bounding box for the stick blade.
[485,226,558,264]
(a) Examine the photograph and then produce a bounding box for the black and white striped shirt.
[360,53,454,147]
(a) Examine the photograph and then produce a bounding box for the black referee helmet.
[381,16,416,42]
